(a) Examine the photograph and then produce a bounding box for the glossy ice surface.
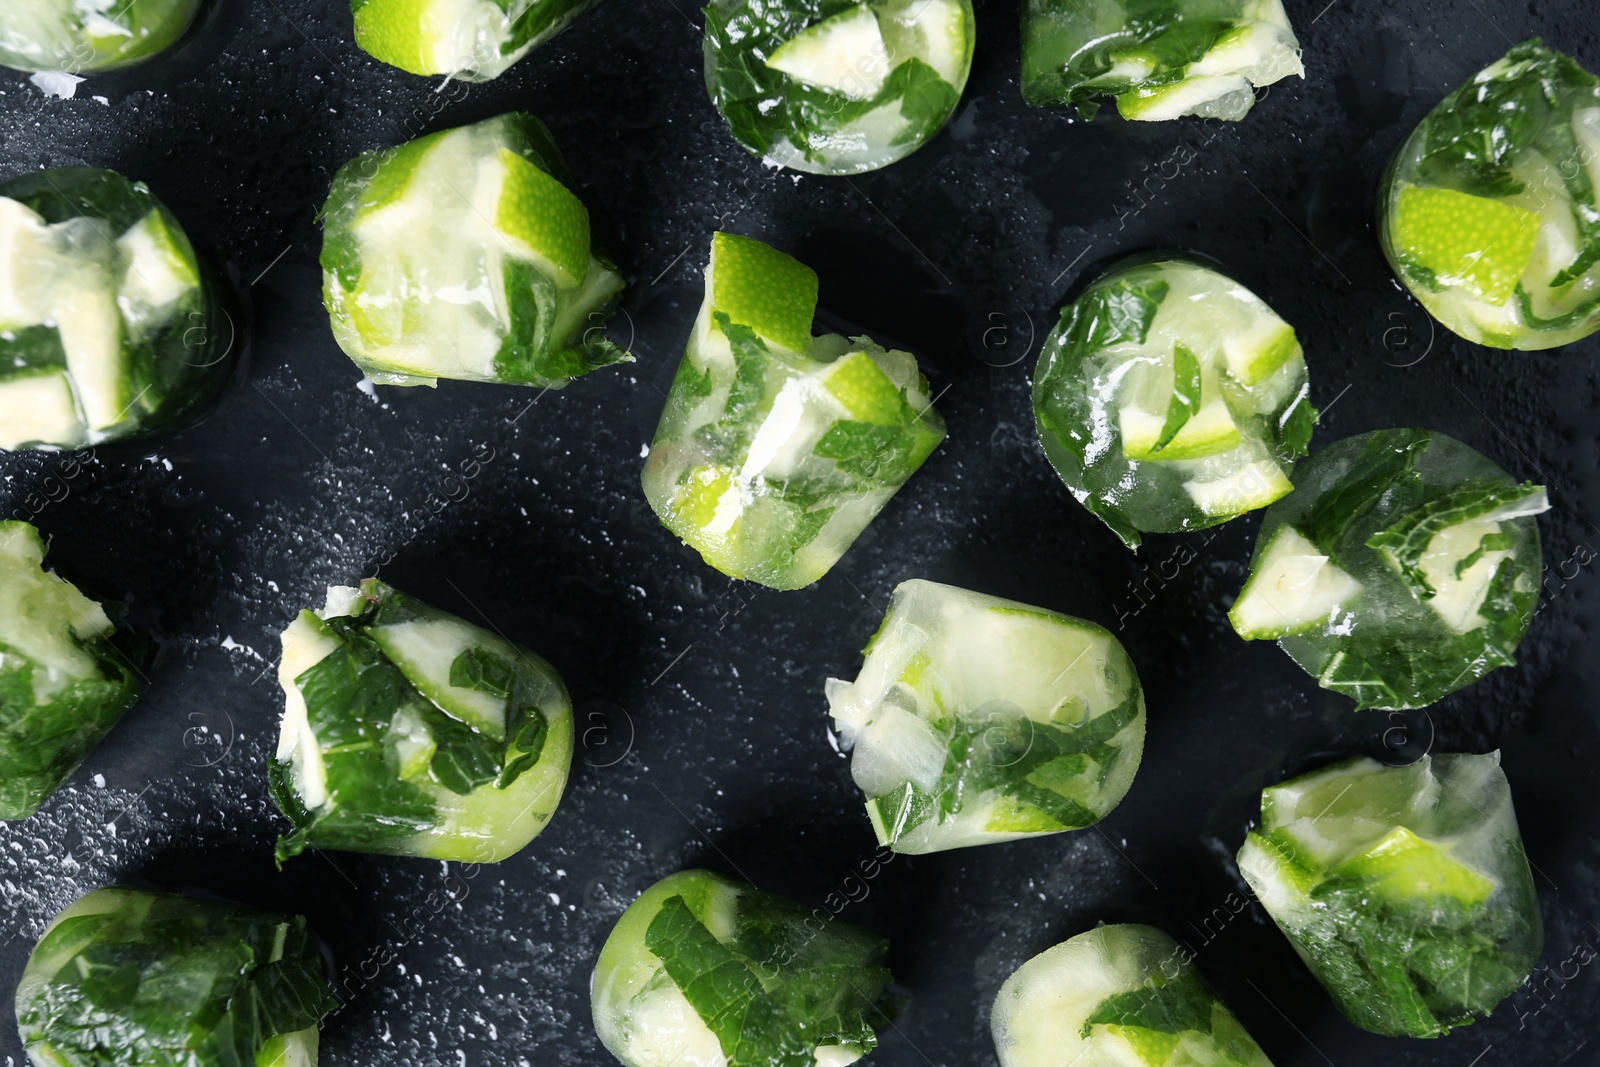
[992,923,1273,1067]
[1021,0,1302,120]
[16,886,336,1067]
[1032,255,1316,549]
[1380,40,1600,350]
[0,168,237,450]
[0,0,202,73]
[1229,428,1547,709]
[1237,753,1543,1037]
[320,112,627,389]
[703,0,975,175]
[271,578,574,863]
[351,0,605,81]
[827,579,1145,854]
[592,869,894,1067]
[642,233,945,589]
[0,521,142,821]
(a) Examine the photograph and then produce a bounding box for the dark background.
[1,1,1597,1064]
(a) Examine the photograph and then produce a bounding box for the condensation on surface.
[0,2,1597,1066]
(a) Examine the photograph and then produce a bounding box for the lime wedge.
[56,285,128,431]
[1222,315,1300,386]
[983,794,1065,834]
[116,209,199,317]
[765,5,890,101]
[0,369,85,451]
[352,135,439,225]
[1259,756,1426,828]
[1117,74,1255,122]
[708,232,818,354]
[1336,826,1496,906]
[1185,459,1292,518]
[670,464,739,537]
[492,148,590,290]
[1120,396,1242,460]
[1393,185,1540,303]
[1229,525,1360,639]
[821,350,909,424]
[875,0,969,84]
[352,0,455,76]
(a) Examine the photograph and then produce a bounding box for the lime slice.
[708,232,818,354]
[1222,315,1300,386]
[1229,525,1360,639]
[1120,395,1242,460]
[1236,831,1318,911]
[1117,74,1255,122]
[1101,1024,1182,1067]
[1260,757,1424,828]
[821,350,909,424]
[669,464,740,543]
[56,285,128,432]
[351,0,469,76]
[1336,826,1496,906]
[983,794,1065,834]
[492,148,590,290]
[1393,185,1540,303]
[1185,459,1292,518]
[0,369,85,451]
[1119,350,1243,461]
[116,209,199,318]
[766,5,890,101]
[874,0,969,84]
[352,136,439,226]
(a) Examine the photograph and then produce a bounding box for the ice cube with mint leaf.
[1237,752,1543,1037]
[270,578,574,864]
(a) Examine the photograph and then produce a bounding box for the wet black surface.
[1,2,1598,1065]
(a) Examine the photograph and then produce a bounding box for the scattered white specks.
[29,71,83,98]
[219,636,263,661]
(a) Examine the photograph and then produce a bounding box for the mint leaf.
[644,895,812,1067]
[1063,277,1169,351]
[706,2,962,167]
[885,60,960,146]
[498,703,548,788]
[1277,390,1318,459]
[1302,428,1429,551]
[449,646,516,698]
[1081,968,1216,1037]
[423,706,503,795]
[928,694,1142,826]
[1366,481,1547,600]
[814,421,923,484]
[1418,40,1596,200]
[694,311,772,459]
[1023,0,1235,109]
[1151,341,1202,453]
[15,889,338,1066]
